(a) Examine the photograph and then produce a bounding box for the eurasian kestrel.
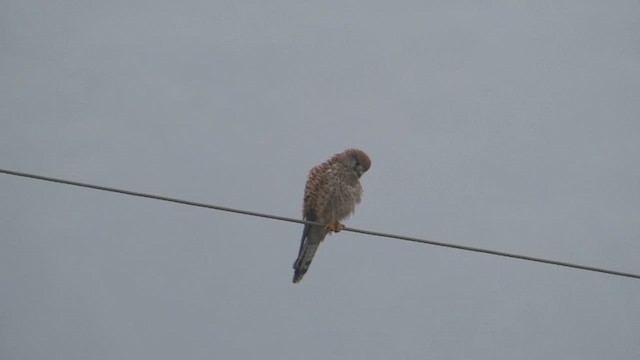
[292,149,372,283]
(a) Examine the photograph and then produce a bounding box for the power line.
[1,167,638,280]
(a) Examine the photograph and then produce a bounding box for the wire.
[1,167,638,280]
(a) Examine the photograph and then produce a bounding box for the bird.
[292,149,371,283]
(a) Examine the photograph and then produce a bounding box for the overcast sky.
[1,1,639,359]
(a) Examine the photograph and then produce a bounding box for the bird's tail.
[292,225,326,283]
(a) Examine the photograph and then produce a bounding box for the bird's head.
[343,149,371,178]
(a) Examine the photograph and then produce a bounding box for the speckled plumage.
[293,149,371,283]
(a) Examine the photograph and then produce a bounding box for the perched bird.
[293,149,371,283]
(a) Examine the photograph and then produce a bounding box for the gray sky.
[2,1,639,359]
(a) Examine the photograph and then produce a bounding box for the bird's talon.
[325,223,345,233]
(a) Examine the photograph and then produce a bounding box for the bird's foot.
[325,223,345,233]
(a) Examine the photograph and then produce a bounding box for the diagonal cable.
[1,168,638,280]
